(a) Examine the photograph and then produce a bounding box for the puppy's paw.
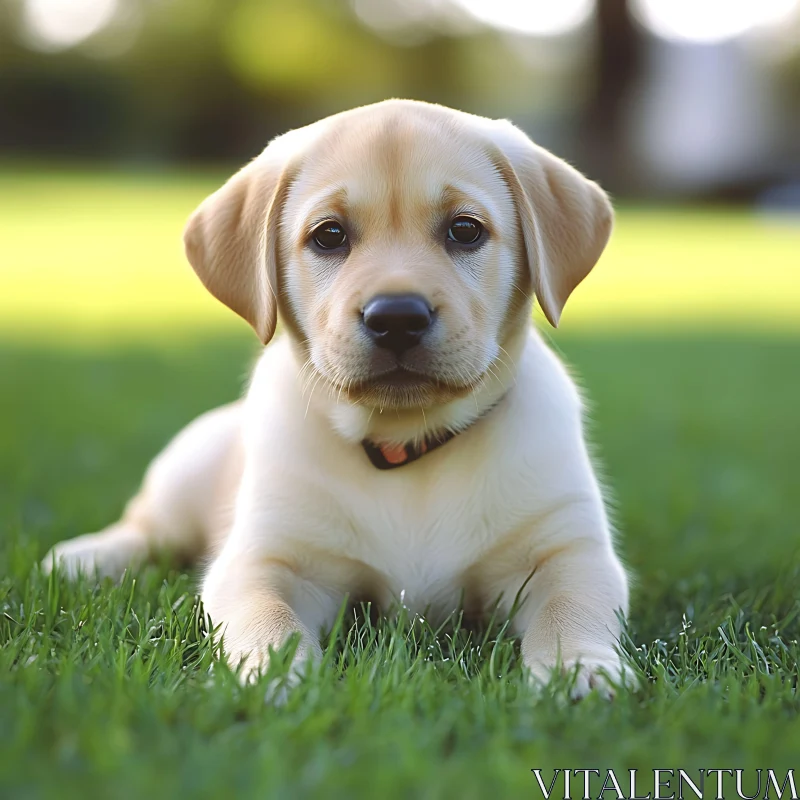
[528,654,633,701]
[263,668,304,707]
[227,640,316,706]
[563,658,626,700]
[41,525,147,581]
[41,533,120,580]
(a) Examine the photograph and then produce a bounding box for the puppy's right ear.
[183,135,299,344]
[485,120,613,328]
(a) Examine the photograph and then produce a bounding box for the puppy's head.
[184,100,612,410]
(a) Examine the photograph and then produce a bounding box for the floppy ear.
[183,137,298,344]
[489,121,613,327]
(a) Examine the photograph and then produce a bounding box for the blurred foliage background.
[2,0,800,195]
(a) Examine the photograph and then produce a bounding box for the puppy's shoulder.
[242,337,303,428]
[504,329,584,433]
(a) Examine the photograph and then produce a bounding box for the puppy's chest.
[320,474,514,616]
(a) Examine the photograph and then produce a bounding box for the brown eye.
[447,216,483,245]
[312,220,348,250]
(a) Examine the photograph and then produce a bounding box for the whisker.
[304,372,325,419]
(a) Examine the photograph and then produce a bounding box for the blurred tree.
[581,0,644,190]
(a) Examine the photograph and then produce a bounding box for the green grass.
[2,331,799,798]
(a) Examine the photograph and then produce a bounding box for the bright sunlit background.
[15,0,800,48]
[1,0,799,338]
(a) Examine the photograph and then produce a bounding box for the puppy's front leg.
[202,549,336,693]
[513,535,630,699]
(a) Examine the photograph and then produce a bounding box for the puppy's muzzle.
[361,294,433,356]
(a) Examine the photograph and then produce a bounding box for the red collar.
[360,396,504,470]
[361,429,457,470]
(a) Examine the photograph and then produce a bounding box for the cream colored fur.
[43,100,630,699]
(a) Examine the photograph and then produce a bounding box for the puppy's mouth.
[367,367,435,389]
[327,366,479,408]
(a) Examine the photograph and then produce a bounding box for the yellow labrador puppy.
[44,100,629,698]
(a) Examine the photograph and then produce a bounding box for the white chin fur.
[323,363,515,447]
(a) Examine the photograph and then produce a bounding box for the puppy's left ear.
[489,121,613,327]
[183,133,300,344]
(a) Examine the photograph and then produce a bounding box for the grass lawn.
[1,170,799,798]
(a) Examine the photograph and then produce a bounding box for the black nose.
[362,294,432,354]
